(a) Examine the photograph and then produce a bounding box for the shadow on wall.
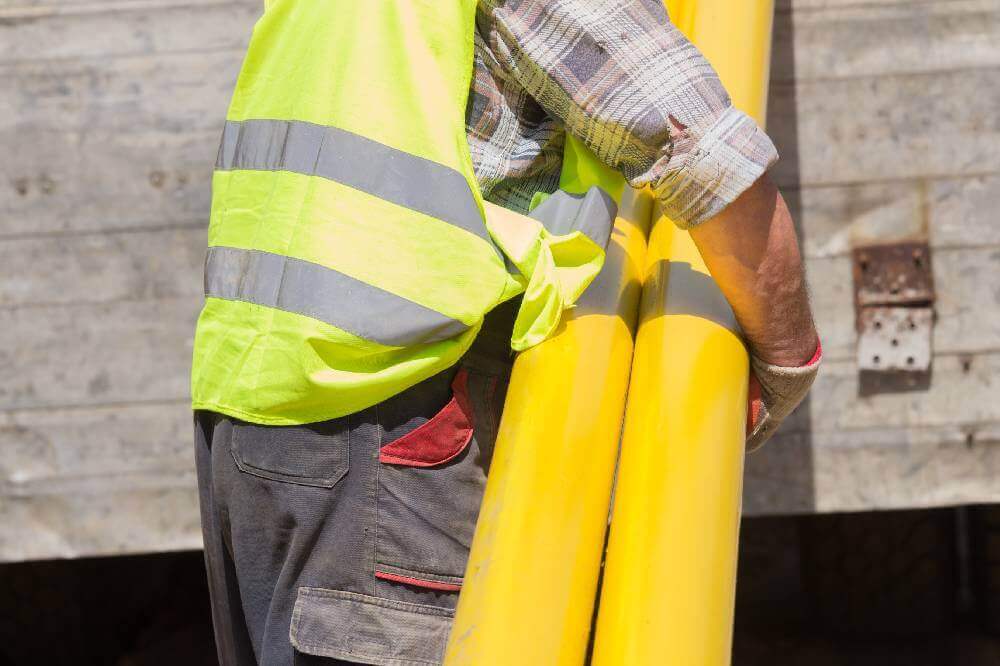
[742,0,817,515]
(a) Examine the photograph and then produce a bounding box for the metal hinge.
[852,242,935,395]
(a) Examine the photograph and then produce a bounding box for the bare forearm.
[689,175,817,366]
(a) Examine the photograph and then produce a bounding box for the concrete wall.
[746,0,1000,514]
[0,0,998,561]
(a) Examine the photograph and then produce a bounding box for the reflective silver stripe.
[216,119,491,244]
[204,246,470,347]
[528,186,617,250]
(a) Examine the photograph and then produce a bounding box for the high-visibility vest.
[191,0,615,425]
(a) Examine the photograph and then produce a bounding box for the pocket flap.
[231,419,349,488]
[379,369,474,467]
[290,587,453,666]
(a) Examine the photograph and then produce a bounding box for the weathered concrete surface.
[0,0,246,561]
[0,0,998,561]
[751,0,1000,514]
[0,402,201,561]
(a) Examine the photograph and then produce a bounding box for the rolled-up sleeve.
[478,0,778,228]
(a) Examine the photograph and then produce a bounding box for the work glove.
[746,341,822,452]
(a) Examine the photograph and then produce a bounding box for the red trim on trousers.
[375,570,462,592]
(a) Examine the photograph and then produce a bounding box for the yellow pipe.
[444,139,651,665]
[591,1,774,664]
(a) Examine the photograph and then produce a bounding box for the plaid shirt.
[468,0,778,228]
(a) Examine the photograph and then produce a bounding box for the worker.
[191,1,820,664]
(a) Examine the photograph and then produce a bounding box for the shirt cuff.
[654,106,778,229]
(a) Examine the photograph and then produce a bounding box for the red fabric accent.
[378,368,475,467]
[805,338,823,367]
[747,371,763,433]
[375,570,462,592]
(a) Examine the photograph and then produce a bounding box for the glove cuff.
[747,340,822,452]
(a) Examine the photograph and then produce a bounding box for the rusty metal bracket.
[852,242,935,308]
[852,242,935,395]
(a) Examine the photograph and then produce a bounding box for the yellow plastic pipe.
[444,139,652,665]
[591,1,775,664]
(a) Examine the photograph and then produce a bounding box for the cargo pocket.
[290,587,453,665]
[230,418,349,488]
[375,367,498,595]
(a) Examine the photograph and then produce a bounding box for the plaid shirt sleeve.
[476,0,778,228]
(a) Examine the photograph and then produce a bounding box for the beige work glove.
[746,341,822,452]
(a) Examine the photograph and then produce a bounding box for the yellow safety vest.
[191,0,616,425]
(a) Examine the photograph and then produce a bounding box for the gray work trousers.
[194,307,514,666]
